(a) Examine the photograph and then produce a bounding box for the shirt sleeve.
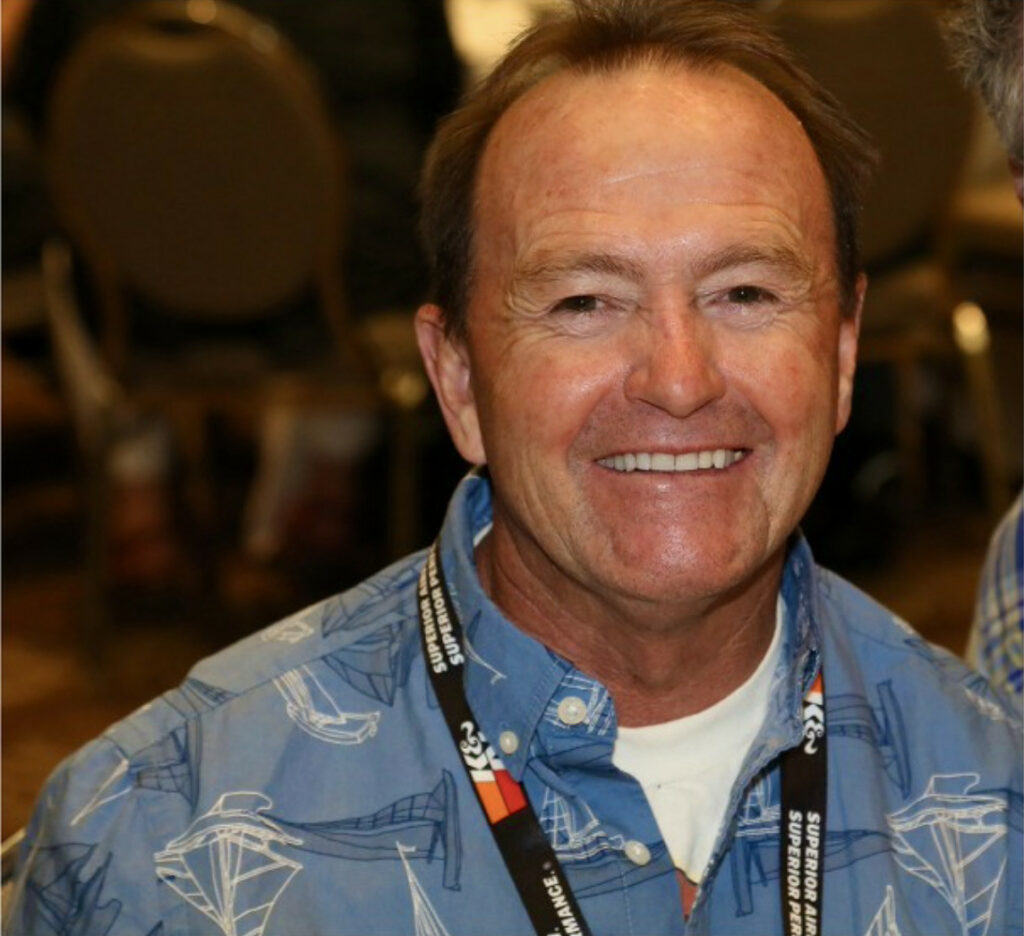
[970,496,1023,701]
[3,734,174,936]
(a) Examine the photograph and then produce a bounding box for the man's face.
[421,63,860,609]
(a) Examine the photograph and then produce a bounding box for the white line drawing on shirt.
[887,773,1007,936]
[540,787,624,862]
[260,616,314,644]
[961,688,1009,723]
[70,756,130,826]
[274,665,381,744]
[734,774,781,838]
[461,630,506,684]
[397,842,453,936]
[154,791,303,936]
[864,886,903,936]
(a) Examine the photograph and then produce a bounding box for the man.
[6,2,1021,934]
[944,0,1024,702]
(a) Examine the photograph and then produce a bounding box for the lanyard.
[417,542,827,936]
[418,544,590,936]
[779,671,828,936]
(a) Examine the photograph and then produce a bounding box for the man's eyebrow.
[690,242,814,281]
[513,251,647,285]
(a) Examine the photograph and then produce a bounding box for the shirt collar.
[438,471,567,779]
[435,471,824,778]
[756,534,825,765]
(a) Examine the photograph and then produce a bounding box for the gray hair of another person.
[419,0,877,340]
[943,0,1024,164]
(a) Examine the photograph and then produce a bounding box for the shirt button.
[557,696,587,726]
[498,731,519,755]
[624,840,651,866]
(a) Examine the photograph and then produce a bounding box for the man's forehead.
[470,61,831,274]
[477,61,813,192]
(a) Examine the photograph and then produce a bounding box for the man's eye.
[554,295,600,313]
[726,285,774,304]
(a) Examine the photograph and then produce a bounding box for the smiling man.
[418,56,859,728]
[7,2,1022,935]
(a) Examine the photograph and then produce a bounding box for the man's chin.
[580,537,776,608]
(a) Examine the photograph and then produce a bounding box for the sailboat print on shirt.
[268,771,463,891]
[887,773,1008,936]
[23,842,122,936]
[541,787,624,862]
[274,665,380,744]
[397,843,453,936]
[729,773,890,918]
[536,785,664,898]
[154,792,302,936]
[864,886,903,936]
[323,620,417,706]
[70,757,130,826]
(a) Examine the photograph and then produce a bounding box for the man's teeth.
[598,449,746,472]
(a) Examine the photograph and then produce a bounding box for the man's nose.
[623,308,727,418]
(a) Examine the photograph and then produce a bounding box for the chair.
[41,0,427,657]
[767,0,1013,517]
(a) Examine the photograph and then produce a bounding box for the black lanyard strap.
[779,672,828,936]
[418,545,592,936]
[417,542,827,936]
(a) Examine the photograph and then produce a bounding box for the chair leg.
[81,438,114,676]
[169,407,212,527]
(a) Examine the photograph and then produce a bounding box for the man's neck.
[474,528,782,727]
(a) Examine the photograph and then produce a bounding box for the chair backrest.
[768,0,974,268]
[45,0,348,365]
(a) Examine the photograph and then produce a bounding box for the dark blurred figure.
[2,0,52,276]
[944,0,1023,702]
[6,0,461,313]
[944,0,1022,201]
[4,0,463,593]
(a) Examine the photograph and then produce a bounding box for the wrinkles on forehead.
[508,237,817,300]
[500,231,832,339]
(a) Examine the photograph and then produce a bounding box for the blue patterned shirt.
[970,494,1024,702]
[5,473,1022,935]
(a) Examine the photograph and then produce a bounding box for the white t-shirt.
[612,606,783,883]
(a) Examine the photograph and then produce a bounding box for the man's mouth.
[597,449,748,473]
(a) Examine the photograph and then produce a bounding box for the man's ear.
[415,304,486,465]
[835,273,865,434]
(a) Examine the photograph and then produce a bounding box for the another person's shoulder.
[970,494,1023,698]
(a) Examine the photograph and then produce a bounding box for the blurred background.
[3,0,1021,839]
